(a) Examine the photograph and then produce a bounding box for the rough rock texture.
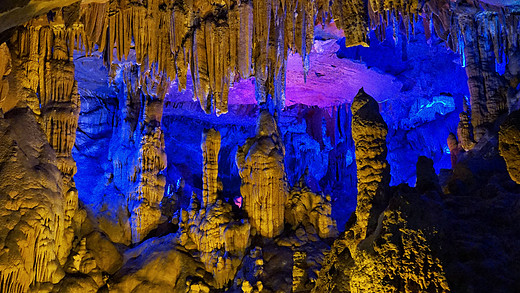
[350,88,390,239]
[499,110,520,184]
[237,110,288,238]
[456,110,475,151]
[286,172,339,239]
[313,90,450,293]
[109,234,212,293]
[202,128,221,207]
[0,43,10,109]
[176,128,251,288]
[0,108,66,293]
[12,11,83,262]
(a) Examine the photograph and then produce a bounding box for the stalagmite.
[128,71,168,243]
[350,88,390,238]
[236,110,287,238]
[202,128,222,207]
[457,108,476,151]
[447,132,464,168]
[178,128,251,288]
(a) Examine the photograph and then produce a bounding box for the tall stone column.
[202,128,222,207]
[128,72,168,244]
[350,88,390,239]
[12,11,82,263]
[236,110,287,238]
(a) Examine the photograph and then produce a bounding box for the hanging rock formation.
[350,88,390,239]
[237,110,287,238]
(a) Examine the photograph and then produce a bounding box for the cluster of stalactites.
[457,11,512,142]
[236,110,287,238]
[422,5,519,147]
[350,88,390,240]
[77,0,337,115]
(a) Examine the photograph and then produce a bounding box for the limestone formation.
[447,133,464,168]
[177,129,251,288]
[109,234,212,293]
[129,71,168,243]
[202,129,221,207]
[0,108,66,293]
[313,90,450,293]
[457,110,476,151]
[350,88,390,239]
[458,12,509,142]
[286,172,338,239]
[237,110,288,238]
[7,7,83,270]
[0,43,11,110]
[415,156,440,194]
[499,110,520,184]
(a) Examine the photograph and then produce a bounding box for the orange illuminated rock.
[286,172,338,239]
[177,129,251,288]
[350,88,390,239]
[499,110,520,184]
[237,110,288,238]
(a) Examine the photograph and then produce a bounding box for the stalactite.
[236,110,287,238]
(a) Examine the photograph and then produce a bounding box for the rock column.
[350,88,390,238]
[237,110,287,238]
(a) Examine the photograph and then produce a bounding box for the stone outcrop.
[109,234,212,293]
[237,110,288,238]
[286,172,338,239]
[350,88,390,239]
[499,110,520,184]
